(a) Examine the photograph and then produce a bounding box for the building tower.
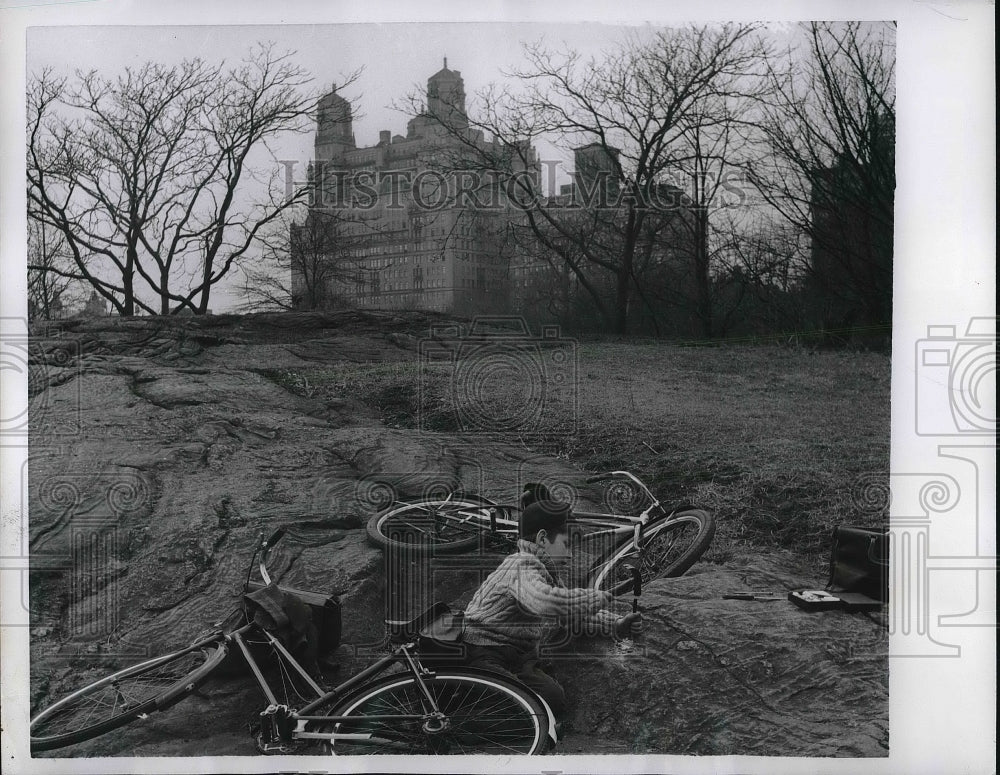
[573,143,621,205]
[315,85,355,161]
[425,58,468,131]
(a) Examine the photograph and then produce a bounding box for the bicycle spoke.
[331,674,542,755]
[432,682,536,753]
[335,682,426,751]
[30,648,222,751]
[388,513,482,541]
[368,499,496,554]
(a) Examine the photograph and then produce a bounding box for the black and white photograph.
[0,2,994,773]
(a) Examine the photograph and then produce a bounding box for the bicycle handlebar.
[258,527,288,586]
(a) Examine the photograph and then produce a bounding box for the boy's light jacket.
[463,539,621,652]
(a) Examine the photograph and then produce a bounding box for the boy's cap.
[520,499,571,538]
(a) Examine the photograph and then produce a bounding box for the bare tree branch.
[26,45,354,316]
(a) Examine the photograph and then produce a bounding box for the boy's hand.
[615,612,643,638]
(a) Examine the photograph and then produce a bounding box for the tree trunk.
[123,246,136,316]
[160,271,171,315]
[614,209,640,336]
[694,206,713,339]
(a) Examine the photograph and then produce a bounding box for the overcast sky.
[27,23,659,179]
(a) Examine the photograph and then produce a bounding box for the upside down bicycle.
[366,470,717,595]
[30,527,557,756]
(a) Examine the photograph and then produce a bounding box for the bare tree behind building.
[410,24,774,336]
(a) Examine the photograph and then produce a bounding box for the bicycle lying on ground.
[30,527,557,756]
[366,470,716,595]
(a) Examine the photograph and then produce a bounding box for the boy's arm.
[512,562,612,619]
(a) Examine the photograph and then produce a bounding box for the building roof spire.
[444,56,448,69]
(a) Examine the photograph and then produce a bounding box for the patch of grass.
[260,368,320,397]
[274,342,890,563]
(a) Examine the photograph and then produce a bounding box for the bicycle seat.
[385,601,453,641]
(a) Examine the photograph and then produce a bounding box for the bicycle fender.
[537,694,559,745]
[480,671,558,744]
[156,642,229,710]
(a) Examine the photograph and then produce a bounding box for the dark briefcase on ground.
[826,525,889,603]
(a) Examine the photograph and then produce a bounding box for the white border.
[2,2,995,774]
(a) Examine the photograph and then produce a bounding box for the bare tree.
[709,211,811,336]
[656,45,776,338]
[26,45,339,316]
[407,24,772,335]
[241,205,368,311]
[27,220,81,320]
[748,21,895,338]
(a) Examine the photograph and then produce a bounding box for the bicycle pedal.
[254,737,302,755]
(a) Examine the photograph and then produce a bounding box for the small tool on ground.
[722,591,786,601]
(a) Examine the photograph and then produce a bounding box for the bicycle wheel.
[325,669,549,755]
[592,509,716,595]
[366,497,492,554]
[30,642,228,752]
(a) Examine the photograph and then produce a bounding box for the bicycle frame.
[239,630,437,750]
[236,531,455,749]
[243,531,559,751]
[434,471,673,576]
[30,527,563,755]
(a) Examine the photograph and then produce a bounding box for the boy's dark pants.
[464,643,566,718]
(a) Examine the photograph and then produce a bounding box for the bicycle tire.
[365,497,493,555]
[592,509,716,595]
[325,668,550,755]
[30,642,228,752]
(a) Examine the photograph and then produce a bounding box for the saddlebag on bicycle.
[245,580,342,654]
[826,526,889,603]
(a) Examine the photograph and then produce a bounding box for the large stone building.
[292,62,698,332]
[808,111,894,336]
[507,142,698,332]
[292,61,538,315]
